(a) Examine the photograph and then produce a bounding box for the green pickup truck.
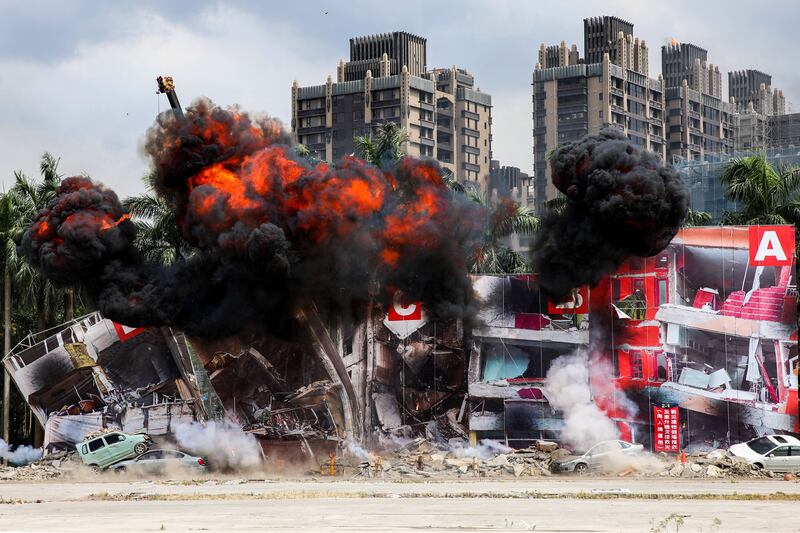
[76,431,152,471]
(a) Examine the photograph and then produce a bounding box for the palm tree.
[11,153,67,331]
[294,143,320,165]
[353,122,407,168]
[469,192,539,274]
[124,173,193,265]
[719,153,800,225]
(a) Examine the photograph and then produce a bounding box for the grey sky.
[1,0,798,199]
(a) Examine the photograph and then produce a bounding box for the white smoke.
[0,439,42,466]
[450,439,512,459]
[346,440,371,461]
[544,350,623,451]
[172,420,262,471]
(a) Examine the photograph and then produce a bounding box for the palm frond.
[544,196,568,215]
[123,193,165,220]
[682,209,712,227]
[353,121,407,168]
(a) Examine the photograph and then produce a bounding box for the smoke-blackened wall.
[533,130,688,300]
[20,98,484,339]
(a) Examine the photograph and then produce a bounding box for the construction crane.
[156,76,184,118]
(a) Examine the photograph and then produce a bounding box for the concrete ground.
[0,477,798,532]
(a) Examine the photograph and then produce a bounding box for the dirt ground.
[0,477,799,532]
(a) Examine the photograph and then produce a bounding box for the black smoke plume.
[532,129,689,300]
[20,98,484,339]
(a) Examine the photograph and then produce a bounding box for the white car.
[729,435,800,472]
[109,449,207,474]
[552,440,645,474]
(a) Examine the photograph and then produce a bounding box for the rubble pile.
[341,439,792,480]
[0,451,81,481]
[662,450,777,479]
[354,439,563,479]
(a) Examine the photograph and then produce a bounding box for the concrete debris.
[346,440,792,480]
[0,451,82,481]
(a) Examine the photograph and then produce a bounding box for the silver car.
[109,449,207,474]
[729,435,800,472]
[552,440,645,474]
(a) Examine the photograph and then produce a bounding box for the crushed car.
[76,431,152,471]
[109,449,206,474]
[551,440,644,474]
[729,435,800,472]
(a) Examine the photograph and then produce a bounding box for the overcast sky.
[1,0,798,199]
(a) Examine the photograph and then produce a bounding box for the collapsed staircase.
[721,286,786,322]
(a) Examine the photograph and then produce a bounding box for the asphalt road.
[0,478,798,532]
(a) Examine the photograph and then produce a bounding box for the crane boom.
[156,76,184,118]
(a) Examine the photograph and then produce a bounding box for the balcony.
[557,87,588,98]
[372,98,401,108]
[437,139,453,150]
[437,124,453,135]
[610,87,624,97]
[297,108,326,118]
[649,101,663,110]
[419,137,435,147]
[419,118,435,129]
[461,110,480,120]
[462,162,481,172]
[461,127,480,138]
[297,125,329,135]
[462,144,480,155]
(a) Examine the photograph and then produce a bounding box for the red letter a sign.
[749,226,795,266]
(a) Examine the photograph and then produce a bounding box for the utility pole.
[2,262,11,465]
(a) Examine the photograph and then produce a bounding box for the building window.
[658,278,668,306]
[632,351,644,379]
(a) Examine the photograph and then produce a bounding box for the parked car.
[729,435,800,472]
[109,449,206,474]
[76,431,152,471]
[552,440,644,474]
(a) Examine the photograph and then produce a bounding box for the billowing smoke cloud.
[533,129,688,300]
[20,98,484,338]
[172,420,262,471]
[544,350,636,451]
[0,438,42,466]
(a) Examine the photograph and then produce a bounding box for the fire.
[100,213,131,232]
[21,99,486,334]
[35,220,51,238]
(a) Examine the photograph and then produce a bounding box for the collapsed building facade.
[466,275,588,446]
[3,315,200,451]
[2,299,469,459]
[4,227,798,458]
[595,226,798,446]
